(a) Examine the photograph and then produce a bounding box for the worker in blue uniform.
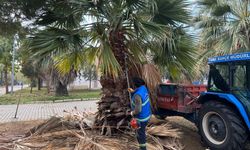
[128,77,152,150]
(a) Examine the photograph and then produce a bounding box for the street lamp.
[11,33,19,94]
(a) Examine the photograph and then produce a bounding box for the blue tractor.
[156,52,250,149]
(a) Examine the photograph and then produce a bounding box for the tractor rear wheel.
[198,101,248,150]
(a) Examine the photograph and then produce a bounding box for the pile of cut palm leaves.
[7,109,184,150]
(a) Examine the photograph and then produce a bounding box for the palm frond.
[196,0,250,62]
[153,30,197,81]
[211,4,231,17]
[36,0,85,28]
[142,64,162,110]
[54,50,85,74]
[153,0,190,25]
[98,41,122,77]
[27,27,83,60]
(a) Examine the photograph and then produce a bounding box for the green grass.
[0,88,101,105]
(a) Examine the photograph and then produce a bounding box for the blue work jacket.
[131,85,151,122]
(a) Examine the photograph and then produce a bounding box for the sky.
[187,0,201,39]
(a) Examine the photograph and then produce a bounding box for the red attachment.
[130,118,139,129]
[157,84,207,113]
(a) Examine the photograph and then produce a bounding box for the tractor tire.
[198,101,248,150]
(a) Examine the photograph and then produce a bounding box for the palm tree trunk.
[95,30,131,135]
[4,66,8,94]
[96,75,129,135]
[55,81,68,96]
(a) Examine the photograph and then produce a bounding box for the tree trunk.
[55,81,68,96]
[89,68,92,90]
[46,79,51,93]
[95,30,132,135]
[4,67,8,94]
[95,75,130,135]
[30,79,36,93]
[1,71,3,83]
[38,78,42,90]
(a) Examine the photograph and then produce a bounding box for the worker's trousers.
[136,121,148,150]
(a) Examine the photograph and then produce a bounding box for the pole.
[124,53,132,106]
[11,34,18,94]
[11,35,15,94]
[14,93,21,118]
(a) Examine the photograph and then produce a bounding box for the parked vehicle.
[156,52,250,150]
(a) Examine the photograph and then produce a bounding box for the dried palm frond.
[11,110,184,150]
[146,120,184,150]
[97,138,128,150]
[142,63,162,110]
[147,123,181,139]
[142,64,162,91]
[147,143,165,150]
[72,132,110,150]
[147,135,165,150]
[63,108,96,128]
[161,139,184,150]
[149,115,167,125]
[13,144,32,150]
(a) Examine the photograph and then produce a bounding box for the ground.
[0,88,101,105]
[1,117,249,150]
[167,117,250,150]
[0,120,44,150]
[0,117,205,150]
[166,117,205,150]
[0,120,43,143]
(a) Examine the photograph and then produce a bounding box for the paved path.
[0,101,97,123]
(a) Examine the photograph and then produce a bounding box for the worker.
[128,77,152,150]
[209,65,229,91]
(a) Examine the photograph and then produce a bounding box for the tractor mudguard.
[198,92,250,130]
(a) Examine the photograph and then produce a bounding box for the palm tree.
[24,0,196,134]
[20,48,78,96]
[51,66,77,96]
[195,0,250,57]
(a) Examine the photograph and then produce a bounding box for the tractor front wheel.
[198,101,248,150]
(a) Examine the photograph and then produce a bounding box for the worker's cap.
[132,77,145,88]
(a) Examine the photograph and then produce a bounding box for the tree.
[0,0,49,36]
[81,65,98,89]
[20,60,38,93]
[195,0,250,57]
[20,53,77,96]
[0,37,13,94]
[24,0,196,134]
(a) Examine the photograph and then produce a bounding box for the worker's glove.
[125,110,133,116]
[130,111,134,117]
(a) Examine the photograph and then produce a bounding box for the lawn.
[0,88,101,105]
